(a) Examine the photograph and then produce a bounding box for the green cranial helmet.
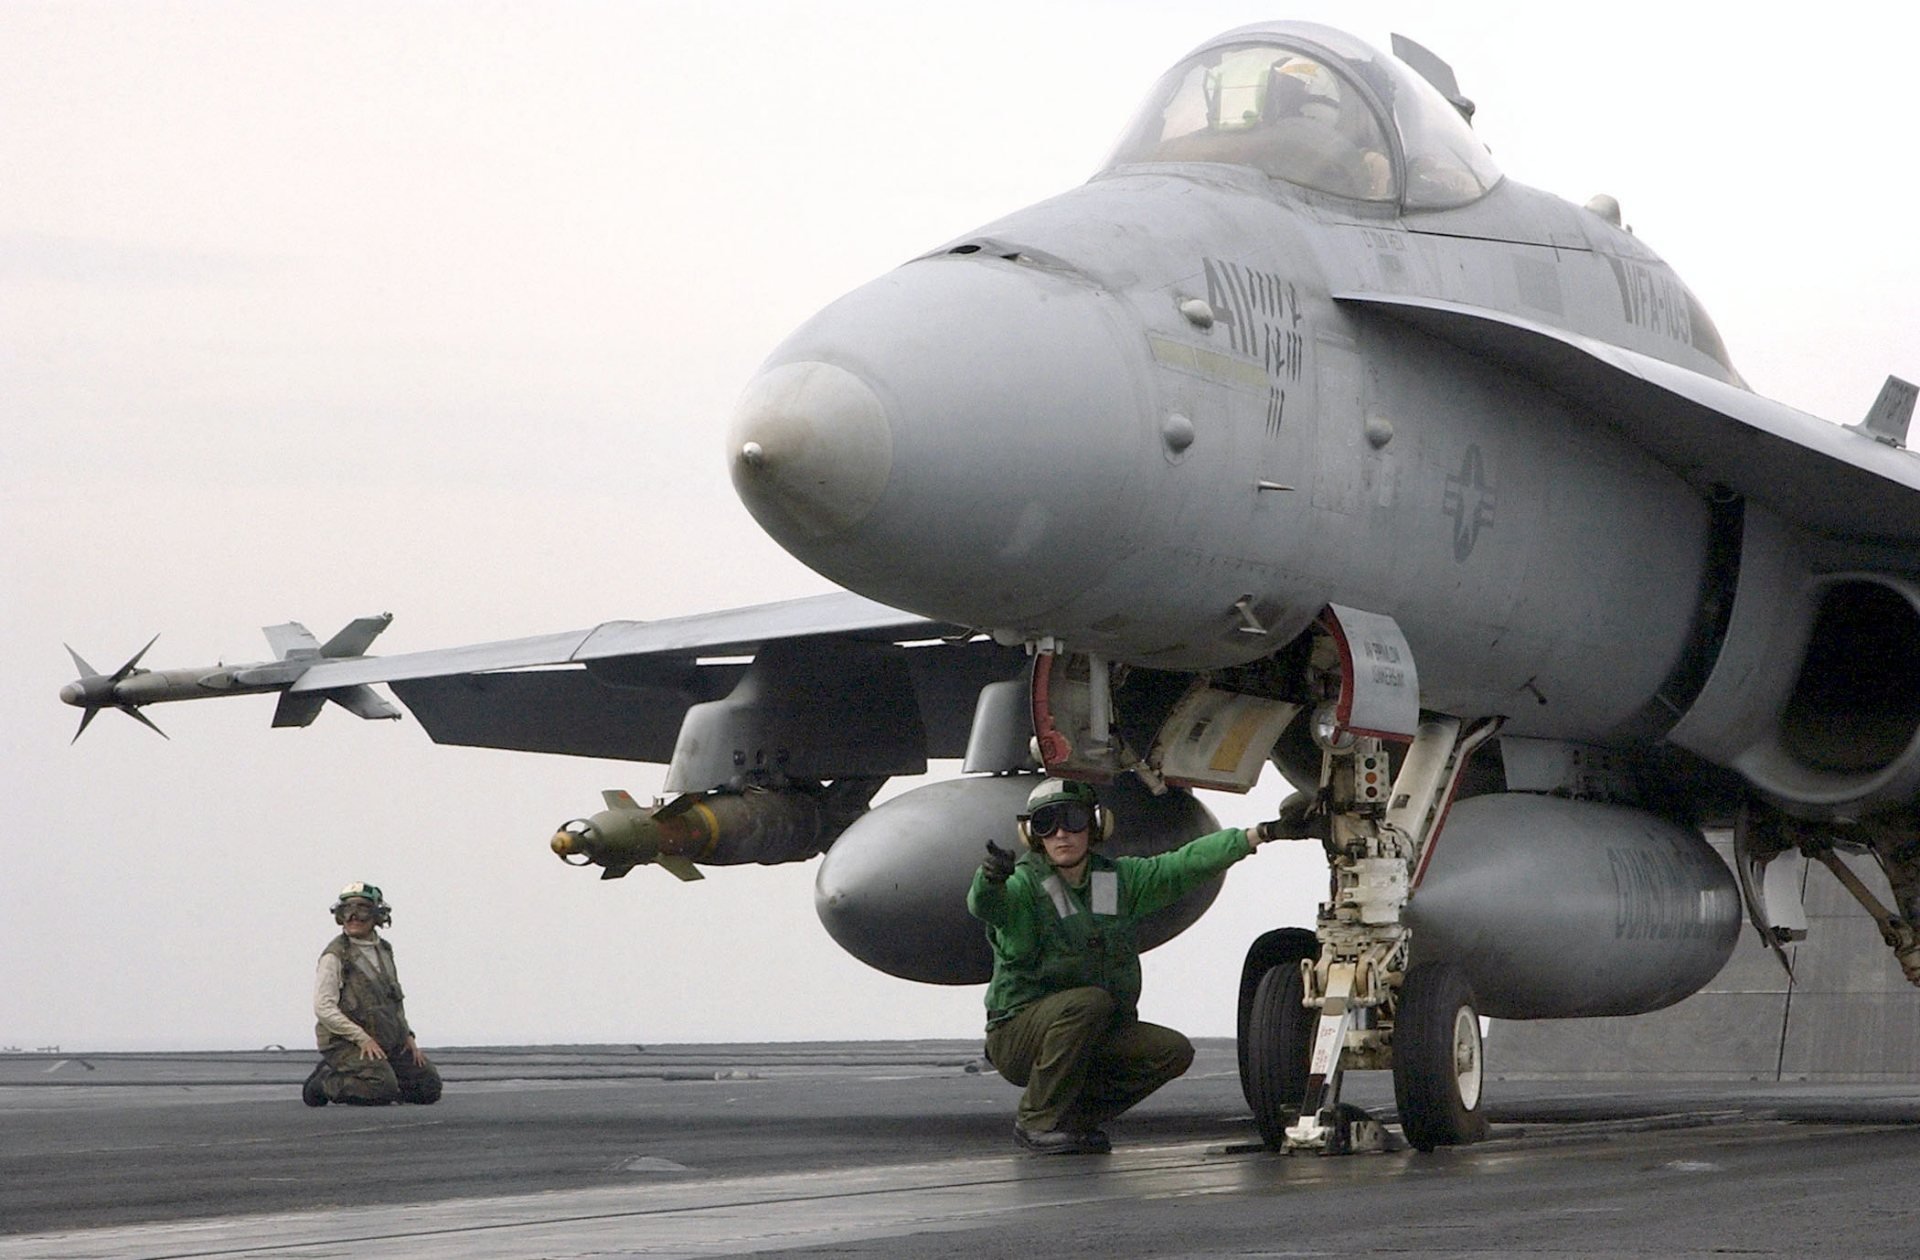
[1024,777,1098,814]
[1018,777,1110,849]
[331,881,392,925]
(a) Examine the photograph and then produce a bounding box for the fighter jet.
[61,22,1920,1152]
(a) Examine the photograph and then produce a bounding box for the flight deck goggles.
[333,899,389,925]
[1026,800,1094,838]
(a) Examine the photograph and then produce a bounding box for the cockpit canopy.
[1102,22,1501,210]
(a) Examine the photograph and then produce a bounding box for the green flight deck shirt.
[967,827,1254,1026]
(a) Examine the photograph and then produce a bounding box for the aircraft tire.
[1243,958,1316,1149]
[1235,927,1317,1101]
[1392,960,1488,1151]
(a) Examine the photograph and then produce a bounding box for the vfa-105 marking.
[65,22,1920,1153]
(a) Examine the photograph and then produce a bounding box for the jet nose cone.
[728,361,893,542]
[731,256,1148,624]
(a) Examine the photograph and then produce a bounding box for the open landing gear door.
[1733,801,1810,979]
[1151,685,1301,792]
[1320,604,1420,741]
[1029,651,1298,793]
[1030,605,1416,795]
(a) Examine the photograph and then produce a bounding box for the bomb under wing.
[550,780,882,881]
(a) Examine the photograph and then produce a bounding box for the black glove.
[1253,793,1317,844]
[981,840,1017,884]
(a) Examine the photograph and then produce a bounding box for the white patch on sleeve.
[1091,871,1118,916]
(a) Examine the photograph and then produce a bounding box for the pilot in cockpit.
[1130,45,1395,203]
[1267,56,1391,200]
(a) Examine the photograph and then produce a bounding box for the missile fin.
[114,636,159,680]
[323,684,402,721]
[319,614,394,659]
[115,703,167,739]
[273,691,328,728]
[65,645,98,678]
[263,623,321,660]
[603,789,642,811]
[63,638,160,741]
[653,792,698,821]
[655,856,705,882]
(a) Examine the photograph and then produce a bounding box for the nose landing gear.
[1241,711,1501,1154]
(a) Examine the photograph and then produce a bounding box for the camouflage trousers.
[319,1037,442,1105]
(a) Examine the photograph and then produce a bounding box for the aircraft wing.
[1336,292,1920,548]
[278,592,1011,764]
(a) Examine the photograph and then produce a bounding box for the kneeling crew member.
[303,882,442,1107]
[968,778,1277,1154]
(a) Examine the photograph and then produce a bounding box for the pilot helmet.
[1276,56,1341,122]
[331,881,392,926]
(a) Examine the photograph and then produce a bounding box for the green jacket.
[967,827,1253,1026]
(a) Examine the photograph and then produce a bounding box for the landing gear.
[1234,607,1504,1154]
[1243,954,1315,1148]
[1235,927,1317,1101]
[1392,960,1487,1150]
[1258,716,1498,1154]
[1738,800,1920,988]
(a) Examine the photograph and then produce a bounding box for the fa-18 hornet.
[62,22,1920,1151]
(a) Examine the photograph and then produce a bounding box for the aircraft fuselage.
[732,166,1730,742]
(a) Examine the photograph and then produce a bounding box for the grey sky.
[4,1,1914,1051]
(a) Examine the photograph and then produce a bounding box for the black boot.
[1015,1123,1090,1155]
[301,1062,329,1107]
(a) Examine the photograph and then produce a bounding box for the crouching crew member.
[302,882,442,1107]
[967,778,1277,1154]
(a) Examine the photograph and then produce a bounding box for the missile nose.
[59,682,84,707]
[728,361,893,541]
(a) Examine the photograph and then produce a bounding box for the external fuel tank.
[1406,793,1742,1019]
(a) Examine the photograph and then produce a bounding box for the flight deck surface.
[4,1041,1917,1258]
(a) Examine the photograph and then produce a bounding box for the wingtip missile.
[59,617,402,740]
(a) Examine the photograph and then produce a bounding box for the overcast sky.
[4,2,1915,1052]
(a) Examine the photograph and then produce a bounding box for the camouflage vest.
[316,933,409,1049]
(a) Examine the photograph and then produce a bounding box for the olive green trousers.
[984,986,1193,1132]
